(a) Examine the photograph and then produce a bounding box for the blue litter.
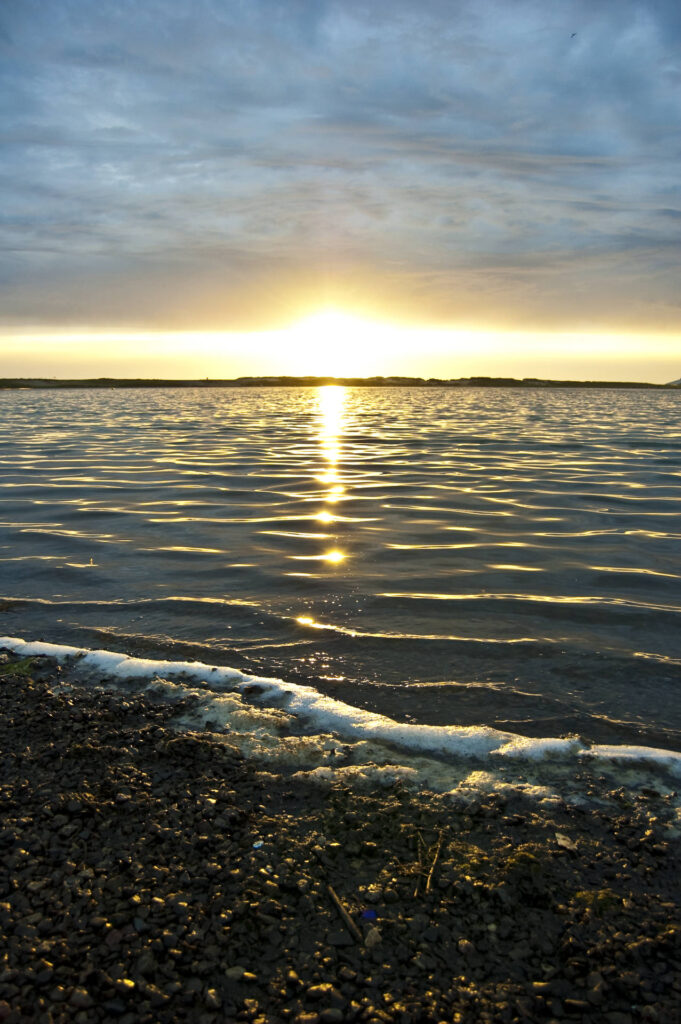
[360,909,378,920]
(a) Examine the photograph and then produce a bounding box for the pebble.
[225,965,246,981]
[69,988,94,1009]
[0,653,678,1024]
[204,988,221,1009]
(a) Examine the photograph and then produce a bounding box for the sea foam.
[3,635,681,819]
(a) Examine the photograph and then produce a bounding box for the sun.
[282,309,397,376]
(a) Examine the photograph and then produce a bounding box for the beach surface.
[1,648,679,1023]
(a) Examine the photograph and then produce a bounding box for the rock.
[204,987,221,1010]
[564,999,591,1013]
[114,978,136,995]
[587,981,605,1005]
[225,965,246,981]
[320,1011,343,1024]
[69,988,94,1009]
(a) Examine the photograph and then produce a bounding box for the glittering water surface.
[1,385,680,748]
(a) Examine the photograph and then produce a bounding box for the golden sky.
[3,314,679,382]
[2,2,680,382]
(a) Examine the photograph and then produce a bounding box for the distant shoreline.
[1,375,678,390]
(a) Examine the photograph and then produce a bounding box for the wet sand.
[1,649,679,1023]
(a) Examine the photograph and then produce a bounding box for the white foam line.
[3,635,681,772]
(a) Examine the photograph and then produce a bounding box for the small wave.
[3,635,681,823]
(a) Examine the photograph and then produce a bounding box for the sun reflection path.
[316,385,346,561]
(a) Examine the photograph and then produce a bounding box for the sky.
[1,0,680,381]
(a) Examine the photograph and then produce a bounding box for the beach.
[1,648,679,1023]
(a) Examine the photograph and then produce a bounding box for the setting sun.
[4,319,679,382]
[279,310,397,377]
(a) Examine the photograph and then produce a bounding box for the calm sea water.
[1,385,680,750]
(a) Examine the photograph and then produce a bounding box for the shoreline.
[0,376,676,390]
[1,649,679,1022]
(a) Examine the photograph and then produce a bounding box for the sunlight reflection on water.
[1,384,680,745]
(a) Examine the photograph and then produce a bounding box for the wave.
[3,635,681,827]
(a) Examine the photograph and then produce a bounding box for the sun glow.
[280,310,398,376]
[2,321,679,382]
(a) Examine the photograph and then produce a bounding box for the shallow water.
[1,385,680,751]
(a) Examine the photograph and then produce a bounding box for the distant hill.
[667,378,681,386]
[0,375,674,390]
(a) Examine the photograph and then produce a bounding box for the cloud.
[0,0,680,334]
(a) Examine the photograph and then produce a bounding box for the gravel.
[1,649,679,1023]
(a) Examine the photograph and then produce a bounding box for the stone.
[69,988,94,1009]
[225,966,246,981]
[204,988,221,1010]
[320,1011,343,1024]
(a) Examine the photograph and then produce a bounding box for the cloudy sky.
[1,0,680,379]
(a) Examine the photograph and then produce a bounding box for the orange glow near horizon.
[1,313,680,382]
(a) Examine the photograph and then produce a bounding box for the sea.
[2,385,681,815]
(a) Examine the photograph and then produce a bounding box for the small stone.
[137,952,156,976]
[144,983,170,1008]
[587,983,605,1005]
[69,988,94,1009]
[307,983,334,1001]
[102,999,127,1015]
[204,988,221,1010]
[114,978,136,995]
[225,965,246,981]
[320,1011,343,1024]
[564,999,591,1012]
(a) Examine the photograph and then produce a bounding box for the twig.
[413,830,427,897]
[327,884,363,944]
[425,831,444,893]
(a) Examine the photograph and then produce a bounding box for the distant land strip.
[0,375,679,390]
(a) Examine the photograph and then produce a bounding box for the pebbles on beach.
[0,650,679,1023]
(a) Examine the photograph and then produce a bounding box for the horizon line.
[2,374,678,389]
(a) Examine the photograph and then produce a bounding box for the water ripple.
[1,384,680,745]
